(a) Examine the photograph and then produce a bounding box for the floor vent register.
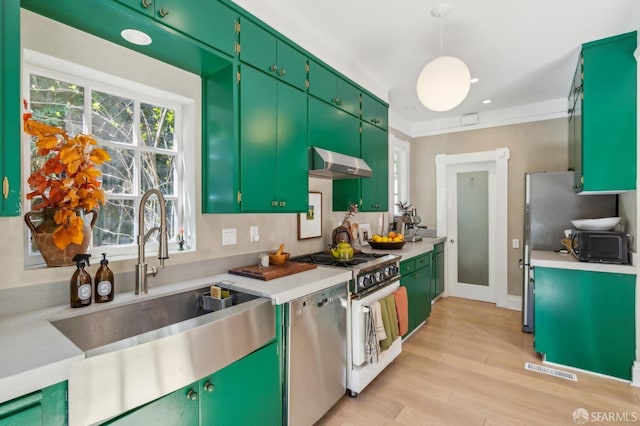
[524,362,577,381]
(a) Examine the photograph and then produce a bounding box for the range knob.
[388,265,399,276]
[358,275,371,289]
[375,271,385,282]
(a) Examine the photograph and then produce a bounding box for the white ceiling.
[231,0,640,136]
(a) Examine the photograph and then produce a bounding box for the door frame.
[435,148,510,308]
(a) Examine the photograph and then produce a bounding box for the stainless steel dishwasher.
[287,282,348,425]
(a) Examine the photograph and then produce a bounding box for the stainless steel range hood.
[308,147,372,179]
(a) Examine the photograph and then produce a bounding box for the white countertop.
[531,250,637,275]
[0,266,351,404]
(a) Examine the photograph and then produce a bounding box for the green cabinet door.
[240,66,278,211]
[240,66,307,212]
[361,92,388,130]
[400,254,432,336]
[0,381,67,426]
[200,342,281,426]
[308,60,360,116]
[240,19,307,90]
[0,0,20,216]
[154,0,238,56]
[276,80,308,212]
[103,385,199,425]
[433,243,445,298]
[534,267,636,380]
[309,96,360,154]
[360,122,388,212]
[575,31,636,192]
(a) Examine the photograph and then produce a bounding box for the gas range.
[290,251,401,296]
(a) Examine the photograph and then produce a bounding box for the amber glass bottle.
[70,254,92,308]
[94,253,114,303]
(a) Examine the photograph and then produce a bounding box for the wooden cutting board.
[228,261,317,281]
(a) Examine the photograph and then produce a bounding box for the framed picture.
[298,192,322,239]
[358,223,372,245]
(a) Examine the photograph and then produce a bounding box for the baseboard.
[507,295,522,311]
[632,361,640,387]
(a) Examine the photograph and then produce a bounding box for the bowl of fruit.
[368,232,406,249]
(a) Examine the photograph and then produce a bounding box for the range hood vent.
[308,147,372,179]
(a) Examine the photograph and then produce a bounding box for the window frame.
[22,50,196,266]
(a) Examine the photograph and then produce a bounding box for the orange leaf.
[90,148,111,164]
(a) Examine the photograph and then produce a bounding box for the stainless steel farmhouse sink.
[49,286,274,426]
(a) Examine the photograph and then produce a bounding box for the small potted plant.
[22,101,111,266]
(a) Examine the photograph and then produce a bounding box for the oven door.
[351,278,400,366]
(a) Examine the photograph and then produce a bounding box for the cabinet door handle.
[278,68,286,76]
[204,381,215,392]
[2,177,8,199]
[279,201,286,207]
[271,201,278,207]
[186,389,198,400]
[158,7,169,17]
[141,0,152,8]
[270,64,278,72]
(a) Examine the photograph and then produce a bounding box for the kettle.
[332,225,352,245]
[331,242,354,261]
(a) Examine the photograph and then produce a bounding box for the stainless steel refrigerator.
[521,171,616,332]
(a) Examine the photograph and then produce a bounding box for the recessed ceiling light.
[482,99,492,104]
[121,29,152,46]
[470,77,479,84]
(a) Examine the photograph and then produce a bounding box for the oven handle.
[351,276,401,301]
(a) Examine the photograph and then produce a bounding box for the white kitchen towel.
[364,310,379,364]
[371,301,387,342]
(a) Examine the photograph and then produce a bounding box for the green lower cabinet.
[432,243,445,298]
[104,342,281,425]
[0,381,67,426]
[400,253,432,336]
[533,267,636,380]
[103,385,199,425]
[239,66,308,212]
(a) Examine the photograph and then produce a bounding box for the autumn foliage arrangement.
[23,101,111,250]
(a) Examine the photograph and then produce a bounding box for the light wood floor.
[318,297,640,425]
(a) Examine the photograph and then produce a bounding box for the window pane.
[94,199,135,246]
[140,103,175,150]
[101,146,135,194]
[29,74,84,135]
[92,91,134,144]
[141,199,177,242]
[141,152,176,195]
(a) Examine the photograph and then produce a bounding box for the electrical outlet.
[250,226,260,243]
[512,238,520,249]
[222,228,237,246]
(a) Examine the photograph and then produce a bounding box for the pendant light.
[416,4,471,112]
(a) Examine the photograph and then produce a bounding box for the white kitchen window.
[23,51,196,266]
[390,134,410,215]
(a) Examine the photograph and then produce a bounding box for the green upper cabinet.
[534,267,636,380]
[239,18,307,91]
[360,122,388,212]
[309,97,360,154]
[114,0,239,57]
[0,0,20,217]
[240,66,308,212]
[570,31,636,193]
[361,92,388,130]
[308,60,360,116]
[0,381,67,426]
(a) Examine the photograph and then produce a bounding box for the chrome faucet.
[135,188,170,295]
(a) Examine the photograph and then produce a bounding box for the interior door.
[447,162,496,302]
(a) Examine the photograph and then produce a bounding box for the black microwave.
[572,231,629,264]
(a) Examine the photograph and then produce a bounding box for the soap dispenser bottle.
[94,253,114,303]
[70,254,92,308]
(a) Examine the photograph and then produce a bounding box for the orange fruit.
[388,231,397,239]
